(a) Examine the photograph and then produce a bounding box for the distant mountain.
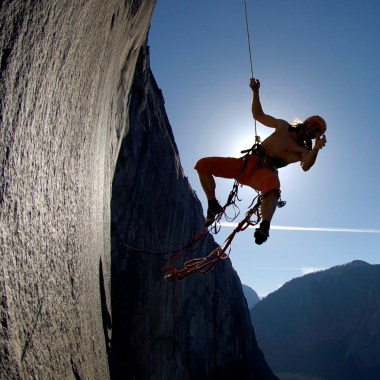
[243,284,260,309]
[250,260,380,380]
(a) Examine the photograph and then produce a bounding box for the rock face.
[110,46,277,380]
[1,1,155,378]
[251,261,380,380]
[1,1,277,379]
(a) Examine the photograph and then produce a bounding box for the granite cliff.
[1,1,276,378]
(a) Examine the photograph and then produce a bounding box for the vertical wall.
[0,1,155,378]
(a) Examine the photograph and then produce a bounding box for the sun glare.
[224,123,272,157]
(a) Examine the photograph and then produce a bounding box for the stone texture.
[1,1,155,378]
[1,1,277,379]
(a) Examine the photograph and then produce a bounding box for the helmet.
[303,115,327,134]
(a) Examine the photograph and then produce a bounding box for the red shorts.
[194,155,280,196]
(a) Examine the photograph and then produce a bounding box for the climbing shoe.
[205,199,223,227]
[254,220,270,245]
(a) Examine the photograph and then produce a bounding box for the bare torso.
[260,121,308,167]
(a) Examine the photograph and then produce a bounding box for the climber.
[195,78,327,245]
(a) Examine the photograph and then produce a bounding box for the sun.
[221,121,273,157]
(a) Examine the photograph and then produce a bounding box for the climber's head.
[290,116,326,151]
[303,115,327,136]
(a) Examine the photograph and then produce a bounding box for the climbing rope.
[163,192,262,281]
[119,226,209,259]
[242,0,261,144]
[243,0,254,78]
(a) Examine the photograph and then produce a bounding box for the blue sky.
[149,0,380,297]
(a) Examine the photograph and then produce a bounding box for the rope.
[118,227,209,259]
[118,182,256,260]
[243,0,254,78]
[163,194,262,281]
[243,0,260,143]
[161,182,243,279]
